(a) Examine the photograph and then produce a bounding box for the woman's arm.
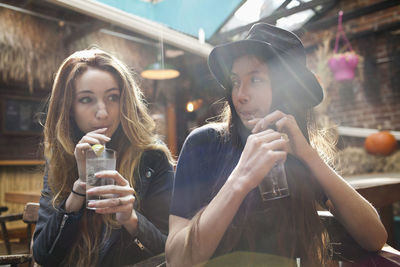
[166,130,287,267]
[252,110,387,252]
[166,172,250,267]
[33,169,85,266]
[88,149,175,256]
[302,149,387,251]
[129,150,175,255]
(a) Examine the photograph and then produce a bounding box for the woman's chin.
[107,125,120,138]
[241,121,254,131]
[105,130,113,138]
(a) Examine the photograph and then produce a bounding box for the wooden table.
[5,191,41,204]
[344,172,400,247]
[124,247,400,266]
[3,174,400,246]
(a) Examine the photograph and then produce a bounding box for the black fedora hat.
[208,23,323,107]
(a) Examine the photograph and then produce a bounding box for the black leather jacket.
[33,150,174,266]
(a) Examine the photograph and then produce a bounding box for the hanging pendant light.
[141,61,180,80]
[141,29,180,80]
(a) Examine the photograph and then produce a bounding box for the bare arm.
[303,149,387,251]
[166,130,287,266]
[166,172,251,267]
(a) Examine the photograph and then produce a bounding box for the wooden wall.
[0,4,182,229]
[0,165,43,214]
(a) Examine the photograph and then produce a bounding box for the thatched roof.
[68,29,156,74]
[67,28,160,95]
[0,6,175,97]
[0,8,66,93]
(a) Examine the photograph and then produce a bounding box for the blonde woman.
[33,48,174,266]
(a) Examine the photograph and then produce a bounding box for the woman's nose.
[237,84,250,103]
[95,102,108,119]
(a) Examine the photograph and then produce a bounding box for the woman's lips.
[93,126,109,131]
[239,112,257,121]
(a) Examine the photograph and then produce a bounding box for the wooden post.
[167,103,177,157]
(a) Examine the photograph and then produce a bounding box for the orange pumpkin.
[364,131,397,155]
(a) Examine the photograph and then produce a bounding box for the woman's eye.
[78,97,92,104]
[251,77,262,83]
[108,94,120,102]
[231,80,240,88]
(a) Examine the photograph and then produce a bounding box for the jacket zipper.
[134,238,154,256]
[49,214,68,254]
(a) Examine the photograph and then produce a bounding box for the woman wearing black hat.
[166,23,387,266]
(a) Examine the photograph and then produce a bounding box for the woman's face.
[72,67,121,137]
[231,55,272,130]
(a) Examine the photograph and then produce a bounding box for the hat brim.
[208,39,323,107]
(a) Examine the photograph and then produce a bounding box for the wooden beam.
[210,0,247,41]
[211,0,334,44]
[167,103,177,158]
[5,192,41,204]
[49,0,214,58]
[0,160,45,166]
[277,0,292,12]
[297,0,400,34]
[304,20,400,51]
[338,126,400,140]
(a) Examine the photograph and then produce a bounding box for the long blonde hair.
[43,48,173,266]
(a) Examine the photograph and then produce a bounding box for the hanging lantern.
[328,52,359,81]
[328,11,359,81]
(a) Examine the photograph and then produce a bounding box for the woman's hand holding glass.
[234,129,287,192]
[250,110,314,161]
[66,128,111,212]
[74,128,110,178]
[86,171,137,224]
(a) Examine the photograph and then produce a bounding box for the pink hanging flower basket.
[328,52,359,81]
[328,11,359,81]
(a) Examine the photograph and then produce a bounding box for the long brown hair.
[185,54,334,266]
[43,48,173,266]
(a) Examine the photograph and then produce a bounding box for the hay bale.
[334,146,386,176]
[383,150,400,173]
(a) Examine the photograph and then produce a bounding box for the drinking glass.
[85,148,116,209]
[258,161,290,201]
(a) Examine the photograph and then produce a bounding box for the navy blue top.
[171,125,243,219]
[170,125,282,255]
[170,124,328,257]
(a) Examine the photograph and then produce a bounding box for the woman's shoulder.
[186,123,228,145]
[137,149,172,184]
[141,148,168,164]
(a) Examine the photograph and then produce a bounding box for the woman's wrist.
[72,178,86,194]
[226,168,253,197]
[120,210,139,235]
[66,179,86,212]
[71,188,85,197]
[66,193,85,213]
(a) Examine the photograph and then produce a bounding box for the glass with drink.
[85,147,116,209]
[258,161,290,201]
